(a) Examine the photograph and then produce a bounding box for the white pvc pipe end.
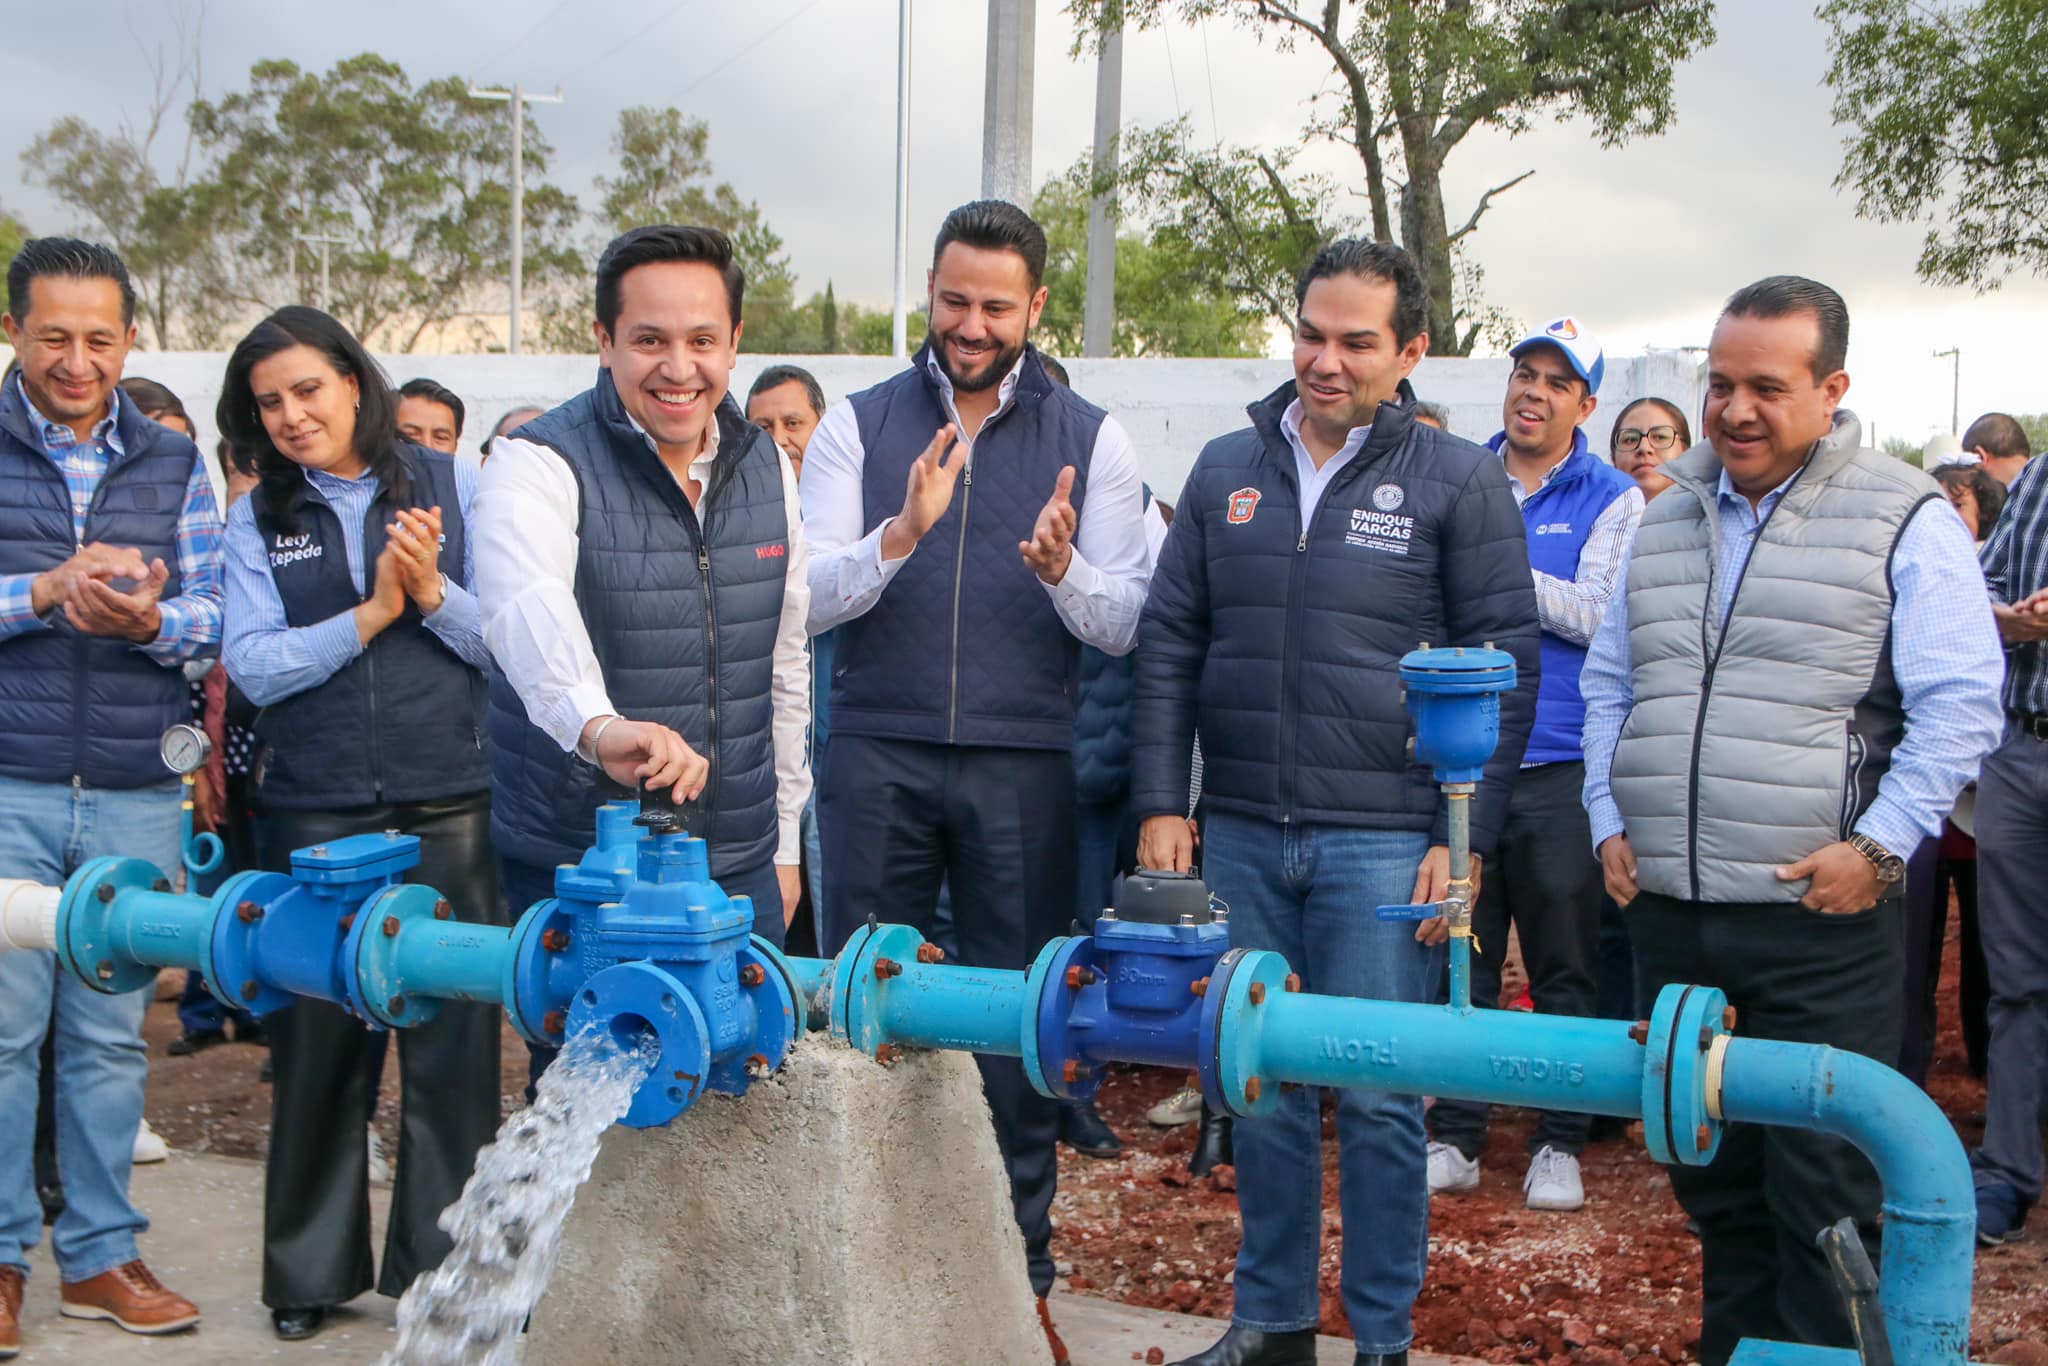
[0,879,62,955]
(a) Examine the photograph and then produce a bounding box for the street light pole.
[470,82,564,355]
[294,233,351,312]
[892,0,913,360]
[1933,347,1961,435]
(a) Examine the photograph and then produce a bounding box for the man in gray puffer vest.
[1581,276,2003,1365]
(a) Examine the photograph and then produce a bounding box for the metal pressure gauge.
[159,723,214,776]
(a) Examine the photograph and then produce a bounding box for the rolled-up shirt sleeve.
[476,436,613,753]
[801,401,914,635]
[1854,499,2006,853]
[1045,415,1151,655]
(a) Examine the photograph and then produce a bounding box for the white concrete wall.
[62,348,1705,502]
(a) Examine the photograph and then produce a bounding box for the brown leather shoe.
[1036,1295,1071,1365]
[59,1260,199,1336]
[0,1264,22,1358]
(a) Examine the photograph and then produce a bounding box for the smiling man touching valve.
[474,225,813,1096]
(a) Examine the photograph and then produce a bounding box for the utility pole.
[1933,346,1961,434]
[892,0,913,360]
[294,233,350,312]
[469,81,564,355]
[981,0,1035,206]
[1082,24,1122,358]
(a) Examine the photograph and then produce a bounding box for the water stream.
[379,1027,659,1364]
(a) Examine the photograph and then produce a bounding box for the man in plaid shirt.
[0,239,221,1353]
[1972,453,2048,1244]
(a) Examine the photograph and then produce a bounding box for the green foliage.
[2017,414,2048,454]
[1067,0,1716,354]
[1882,435,1924,467]
[595,106,808,351]
[1033,163,1268,356]
[190,55,584,351]
[1821,0,2048,290]
[0,205,29,275]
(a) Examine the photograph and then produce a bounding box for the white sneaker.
[1523,1145,1585,1211]
[132,1117,170,1164]
[1145,1086,1203,1128]
[366,1125,393,1186]
[1427,1140,1479,1194]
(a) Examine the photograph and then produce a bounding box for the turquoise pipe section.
[106,890,213,974]
[1716,1038,1974,1365]
[791,955,832,1009]
[389,921,512,1005]
[1252,996,1646,1117]
[878,963,1027,1056]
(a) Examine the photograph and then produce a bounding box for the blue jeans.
[1203,810,1439,1355]
[0,774,183,1281]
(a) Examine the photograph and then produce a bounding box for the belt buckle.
[2024,714,2048,742]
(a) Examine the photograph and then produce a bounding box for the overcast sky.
[7,0,2043,447]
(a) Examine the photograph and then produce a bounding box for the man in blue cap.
[1427,316,1642,1212]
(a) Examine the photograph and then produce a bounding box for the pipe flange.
[1200,947,1291,1118]
[1640,981,1731,1167]
[1024,935,1097,1101]
[204,870,298,1017]
[58,857,167,996]
[830,920,926,1057]
[570,960,712,1128]
[345,885,450,1029]
[502,896,577,1045]
[703,937,803,1095]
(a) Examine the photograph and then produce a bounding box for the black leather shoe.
[1189,1100,1234,1178]
[272,1307,328,1340]
[167,1028,228,1057]
[1170,1324,1316,1365]
[1354,1353,1408,1366]
[1059,1098,1123,1158]
[234,1020,269,1048]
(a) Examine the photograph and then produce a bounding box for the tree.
[1068,0,1716,354]
[189,54,583,351]
[1033,164,1269,356]
[2017,414,2048,454]
[595,106,806,351]
[0,205,28,272]
[19,8,235,348]
[1821,0,2048,290]
[820,282,840,352]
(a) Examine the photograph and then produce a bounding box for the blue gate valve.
[1372,645,1517,1012]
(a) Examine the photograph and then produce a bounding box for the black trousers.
[1431,761,1603,1158]
[819,734,1075,1297]
[1630,891,1902,1366]
[1900,835,1988,1084]
[254,792,503,1309]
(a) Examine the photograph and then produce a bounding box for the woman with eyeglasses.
[1609,397,1692,500]
[216,306,500,1342]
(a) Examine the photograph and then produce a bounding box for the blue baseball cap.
[1510,316,1605,396]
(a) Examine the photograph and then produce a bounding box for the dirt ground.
[137,907,2048,1363]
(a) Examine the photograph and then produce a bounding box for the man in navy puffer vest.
[475,227,813,1091]
[1133,240,1539,1366]
[1426,318,1642,1214]
[0,239,222,1347]
[802,202,1153,1364]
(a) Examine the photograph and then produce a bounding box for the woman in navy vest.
[216,307,500,1343]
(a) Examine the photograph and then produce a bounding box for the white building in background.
[2,347,1703,502]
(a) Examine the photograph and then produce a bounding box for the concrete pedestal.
[527,1039,1048,1365]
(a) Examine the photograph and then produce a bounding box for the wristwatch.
[1847,833,1906,884]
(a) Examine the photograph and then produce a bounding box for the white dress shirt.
[475,412,813,866]
[1278,398,1373,534]
[799,353,1152,653]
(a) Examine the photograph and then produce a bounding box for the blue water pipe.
[0,651,1980,1361]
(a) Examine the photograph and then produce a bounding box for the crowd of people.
[0,198,2040,1366]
